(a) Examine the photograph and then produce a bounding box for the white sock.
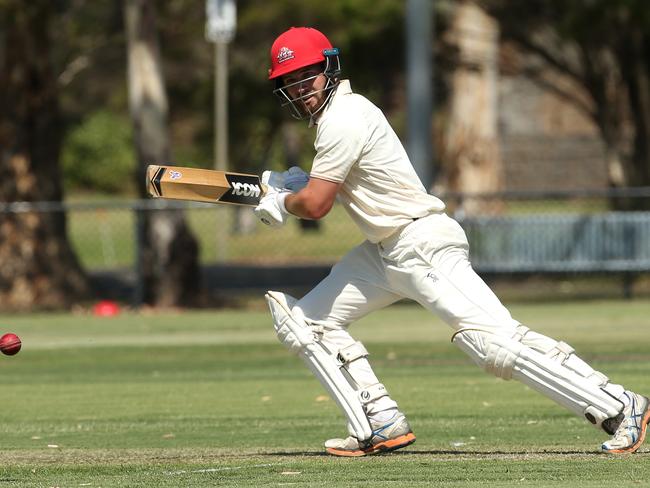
[370,408,399,423]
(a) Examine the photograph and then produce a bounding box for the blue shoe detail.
[601,392,650,454]
[371,420,396,441]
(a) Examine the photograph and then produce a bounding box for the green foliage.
[148,0,418,174]
[479,0,650,195]
[45,1,441,180]
[61,110,136,194]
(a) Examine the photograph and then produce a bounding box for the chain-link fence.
[446,188,650,274]
[3,187,650,303]
[62,200,366,269]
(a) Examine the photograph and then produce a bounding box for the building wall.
[498,75,609,191]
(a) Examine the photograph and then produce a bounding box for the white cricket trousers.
[296,212,626,421]
[294,212,521,416]
[298,212,520,336]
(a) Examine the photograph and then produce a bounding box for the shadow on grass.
[261,449,615,458]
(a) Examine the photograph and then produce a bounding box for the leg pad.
[452,327,623,430]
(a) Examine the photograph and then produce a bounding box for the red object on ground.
[93,300,121,317]
[0,333,22,356]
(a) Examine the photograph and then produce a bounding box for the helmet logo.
[277,46,295,64]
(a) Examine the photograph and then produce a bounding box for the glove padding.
[254,188,289,227]
[261,170,285,191]
[261,167,309,193]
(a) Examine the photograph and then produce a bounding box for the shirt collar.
[310,79,352,127]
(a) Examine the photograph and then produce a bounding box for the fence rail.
[463,212,650,273]
[2,188,650,302]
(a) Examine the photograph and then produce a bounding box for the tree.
[440,1,503,214]
[479,0,650,208]
[0,1,90,309]
[150,0,409,175]
[124,0,200,306]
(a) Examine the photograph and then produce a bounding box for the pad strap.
[515,326,610,387]
[359,383,389,405]
[337,342,369,364]
[547,341,574,362]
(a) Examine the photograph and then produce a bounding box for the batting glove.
[261,170,285,192]
[254,188,290,227]
[282,166,309,192]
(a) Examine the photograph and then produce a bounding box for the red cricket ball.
[0,333,22,356]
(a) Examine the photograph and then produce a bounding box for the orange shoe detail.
[604,407,650,454]
[326,432,416,457]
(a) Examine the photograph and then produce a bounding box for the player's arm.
[253,171,340,227]
[284,177,341,220]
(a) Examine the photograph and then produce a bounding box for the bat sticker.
[222,174,264,205]
[150,166,166,197]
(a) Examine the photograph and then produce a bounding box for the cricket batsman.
[253,26,649,457]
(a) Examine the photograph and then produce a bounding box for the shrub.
[62,110,136,194]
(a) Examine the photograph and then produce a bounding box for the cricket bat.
[146,164,266,206]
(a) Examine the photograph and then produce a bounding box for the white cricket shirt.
[310,80,445,243]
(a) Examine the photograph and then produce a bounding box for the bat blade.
[146,164,266,206]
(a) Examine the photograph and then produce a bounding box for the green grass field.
[1,299,649,487]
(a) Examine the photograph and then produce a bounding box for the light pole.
[206,0,236,172]
[406,0,434,190]
[206,0,236,259]
[215,40,228,172]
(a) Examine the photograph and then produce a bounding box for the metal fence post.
[133,204,146,307]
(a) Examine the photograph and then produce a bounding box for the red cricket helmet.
[269,27,338,80]
[268,27,342,120]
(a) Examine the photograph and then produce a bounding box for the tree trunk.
[0,2,90,310]
[124,0,200,306]
[443,1,503,215]
[625,29,650,190]
[605,25,650,209]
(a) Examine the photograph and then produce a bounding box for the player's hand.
[261,167,309,193]
[261,170,285,192]
[282,166,309,192]
[254,188,290,227]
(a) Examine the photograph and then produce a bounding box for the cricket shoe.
[601,391,650,454]
[324,412,416,457]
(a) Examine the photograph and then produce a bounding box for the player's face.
[282,65,327,114]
